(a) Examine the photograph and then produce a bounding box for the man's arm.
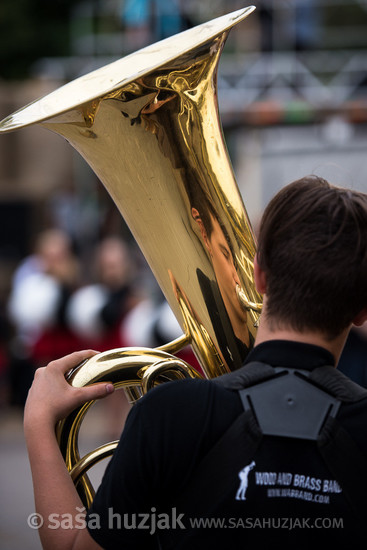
[24,350,115,550]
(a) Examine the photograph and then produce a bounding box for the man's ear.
[191,207,211,252]
[352,308,367,327]
[254,254,267,294]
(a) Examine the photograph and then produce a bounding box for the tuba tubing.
[0,7,262,506]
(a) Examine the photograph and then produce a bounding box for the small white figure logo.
[235,461,256,500]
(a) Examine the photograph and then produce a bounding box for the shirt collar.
[244,340,336,371]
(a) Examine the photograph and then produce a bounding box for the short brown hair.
[257,175,367,338]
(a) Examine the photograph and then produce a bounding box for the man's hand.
[24,350,115,429]
[23,350,110,550]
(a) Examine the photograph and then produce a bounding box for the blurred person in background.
[7,228,81,407]
[120,0,192,50]
[66,235,140,352]
[122,293,202,374]
[292,0,322,51]
[338,324,367,388]
[66,235,141,436]
[257,0,321,52]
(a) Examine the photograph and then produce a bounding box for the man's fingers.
[47,350,100,374]
[75,382,115,404]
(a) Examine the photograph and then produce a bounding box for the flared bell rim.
[0,6,255,133]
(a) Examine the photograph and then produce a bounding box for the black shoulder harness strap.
[160,362,367,548]
[227,362,367,519]
[236,364,341,440]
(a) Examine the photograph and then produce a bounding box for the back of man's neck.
[254,323,349,365]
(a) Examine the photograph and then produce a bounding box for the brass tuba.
[0,6,262,506]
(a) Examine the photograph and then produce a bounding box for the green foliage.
[0,0,81,79]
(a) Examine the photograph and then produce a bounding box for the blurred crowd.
[0,227,199,430]
[0,221,367,429]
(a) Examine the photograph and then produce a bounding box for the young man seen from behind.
[24,175,367,549]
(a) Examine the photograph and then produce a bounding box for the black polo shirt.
[87,341,367,549]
